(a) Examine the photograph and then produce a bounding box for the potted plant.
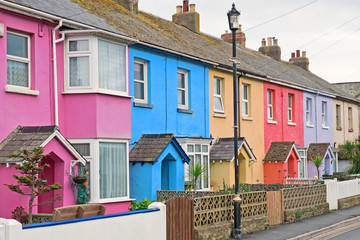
[72,175,87,184]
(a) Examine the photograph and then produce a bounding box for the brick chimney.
[116,0,139,13]
[220,24,246,48]
[259,37,281,61]
[289,50,309,71]
[172,1,200,33]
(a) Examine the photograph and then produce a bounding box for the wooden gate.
[267,191,284,226]
[166,197,194,240]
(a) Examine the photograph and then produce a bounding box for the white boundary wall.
[0,202,166,240]
[325,179,360,210]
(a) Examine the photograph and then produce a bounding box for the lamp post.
[227,3,242,239]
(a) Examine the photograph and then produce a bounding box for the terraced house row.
[0,0,359,218]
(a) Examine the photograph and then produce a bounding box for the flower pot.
[72,176,87,184]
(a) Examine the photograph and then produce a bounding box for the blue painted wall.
[129,44,210,144]
[130,142,187,201]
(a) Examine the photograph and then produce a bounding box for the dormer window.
[65,36,128,96]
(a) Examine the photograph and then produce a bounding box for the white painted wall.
[0,202,166,240]
[325,179,360,210]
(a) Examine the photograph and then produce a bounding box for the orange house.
[263,141,300,184]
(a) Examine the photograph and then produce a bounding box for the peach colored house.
[209,68,265,188]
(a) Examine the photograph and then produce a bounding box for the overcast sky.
[138,0,360,84]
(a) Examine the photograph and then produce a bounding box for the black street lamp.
[227,3,242,239]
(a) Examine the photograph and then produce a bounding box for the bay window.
[66,36,128,96]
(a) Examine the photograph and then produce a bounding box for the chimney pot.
[190,4,195,12]
[302,51,306,58]
[183,0,189,12]
[176,5,182,14]
[267,37,272,46]
[273,39,278,46]
[261,38,266,47]
[291,52,295,58]
[296,50,300,58]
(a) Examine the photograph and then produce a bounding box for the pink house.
[0,1,135,218]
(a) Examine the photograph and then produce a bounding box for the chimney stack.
[172,1,200,33]
[259,37,281,61]
[116,0,139,13]
[289,50,309,71]
[220,24,246,49]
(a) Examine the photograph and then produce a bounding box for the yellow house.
[209,67,265,190]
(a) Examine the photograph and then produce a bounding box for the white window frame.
[242,84,249,117]
[133,58,148,103]
[65,36,129,97]
[288,94,293,123]
[6,31,31,89]
[306,98,312,125]
[177,68,189,109]
[267,89,274,120]
[322,101,328,127]
[297,148,307,178]
[214,77,224,113]
[69,139,130,203]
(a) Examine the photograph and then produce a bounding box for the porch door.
[38,157,55,213]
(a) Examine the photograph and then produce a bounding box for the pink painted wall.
[264,150,299,184]
[0,10,55,140]
[264,83,304,152]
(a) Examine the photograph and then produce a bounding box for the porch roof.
[264,141,298,162]
[210,137,256,162]
[0,125,86,164]
[307,143,333,161]
[129,133,190,163]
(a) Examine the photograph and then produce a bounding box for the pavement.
[242,205,360,240]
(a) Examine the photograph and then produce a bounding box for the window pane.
[202,145,208,153]
[203,155,209,188]
[242,85,248,100]
[242,101,248,116]
[134,82,144,99]
[177,73,185,88]
[195,145,201,152]
[69,40,89,51]
[195,154,202,189]
[178,89,185,105]
[99,142,127,199]
[7,60,29,87]
[70,56,89,87]
[134,62,144,81]
[187,145,194,152]
[72,143,90,157]
[214,97,224,112]
[7,33,28,58]
[98,40,126,92]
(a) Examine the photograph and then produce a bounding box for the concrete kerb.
[288,216,360,240]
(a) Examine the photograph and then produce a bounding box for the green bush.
[129,198,156,211]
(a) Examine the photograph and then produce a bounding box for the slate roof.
[129,133,187,162]
[263,141,296,162]
[0,125,58,163]
[307,143,332,161]
[210,137,255,161]
[5,0,359,103]
[333,82,360,100]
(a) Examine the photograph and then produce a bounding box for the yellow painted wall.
[333,99,360,145]
[209,68,265,186]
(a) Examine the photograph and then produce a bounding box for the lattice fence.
[286,178,318,185]
[193,192,267,227]
[157,190,215,202]
[282,185,326,210]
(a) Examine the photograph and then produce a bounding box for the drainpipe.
[165,58,168,132]
[52,20,65,126]
[343,101,346,142]
[315,92,319,142]
[281,87,284,141]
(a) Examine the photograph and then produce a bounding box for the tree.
[187,163,207,192]
[5,147,63,223]
[311,156,323,179]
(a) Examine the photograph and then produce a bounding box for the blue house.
[129,134,190,201]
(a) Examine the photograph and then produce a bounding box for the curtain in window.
[98,40,126,92]
[69,57,89,87]
[7,60,28,87]
[99,142,127,199]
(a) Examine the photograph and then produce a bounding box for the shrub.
[11,206,28,225]
[129,198,156,210]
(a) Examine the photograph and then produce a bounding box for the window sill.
[267,120,277,125]
[213,112,226,118]
[89,197,135,204]
[242,116,253,121]
[306,124,314,128]
[133,102,153,109]
[336,127,342,131]
[177,108,193,114]
[62,89,132,98]
[288,122,296,126]
[349,129,354,133]
[5,85,39,96]
[322,126,329,129]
